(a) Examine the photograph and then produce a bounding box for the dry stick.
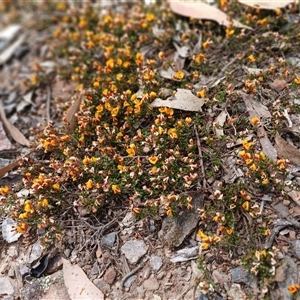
[121,264,144,288]
[194,124,207,189]
[46,85,51,122]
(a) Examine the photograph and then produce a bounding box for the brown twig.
[194,124,207,189]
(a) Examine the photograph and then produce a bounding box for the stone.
[273,203,289,218]
[103,266,117,284]
[143,277,159,291]
[93,279,110,295]
[273,256,298,300]
[120,240,148,264]
[231,266,254,287]
[124,275,137,288]
[101,232,117,248]
[0,277,16,296]
[212,270,229,284]
[291,240,300,259]
[158,194,203,247]
[227,284,246,300]
[149,255,163,272]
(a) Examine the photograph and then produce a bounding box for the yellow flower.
[262,178,269,185]
[248,54,256,63]
[52,183,60,190]
[197,230,211,243]
[38,198,49,208]
[111,106,120,117]
[135,52,144,66]
[257,18,267,25]
[126,144,136,157]
[86,179,93,189]
[185,117,192,124]
[166,208,173,216]
[16,223,28,233]
[0,185,10,195]
[294,77,300,84]
[146,13,155,22]
[112,184,121,194]
[167,128,178,139]
[242,201,250,211]
[24,200,34,213]
[251,116,260,126]
[116,73,123,81]
[149,156,159,165]
[249,163,258,171]
[19,212,31,219]
[288,284,300,294]
[226,28,234,38]
[201,243,210,250]
[226,228,233,235]
[259,151,266,160]
[197,89,206,98]
[242,139,252,151]
[172,70,185,80]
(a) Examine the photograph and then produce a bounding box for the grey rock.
[170,246,198,263]
[272,256,298,300]
[291,240,300,259]
[143,277,159,291]
[231,266,254,287]
[227,284,245,300]
[212,270,229,284]
[273,203,289,218]
[158,195,203,247]
[93,279,110,295]
[0,277,16,296]
[120,240,148,264]
[90,262,100,276]
[28,241,43,264]
[124,275,137,288]
[63,249,71,258]
[2,218,22,243]
[101,232,117,248]
[150,255,163,272]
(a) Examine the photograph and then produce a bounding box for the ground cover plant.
[1,0,300,298]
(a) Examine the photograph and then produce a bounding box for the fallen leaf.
[237,0,296,9]
[213,110,227,138]
[65,93,83,133]
[0,121,12,150]
[0,104,30,146]
[151,89,204,112]
[238,91,277,160]
[0,150,34,178]
[275,132,300,167]
[0,34,26,65]
[169,1,252,29]
[63,258,104,300]
[288,190,300,207]
[270,79,287,92]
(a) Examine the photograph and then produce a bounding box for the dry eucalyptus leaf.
[65,93,83,133]
[0,104,30,146]
[213,110,227,138]
[270,79,287,92]
[0,34,26,65]
[238,91,277,160]
[0,149,34,178]
[150,89,204,112]
[169,1,252,29]
[237,0,296,9]
[0,121,12,151]
[63,258,104,300]
[275,132,300,167]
